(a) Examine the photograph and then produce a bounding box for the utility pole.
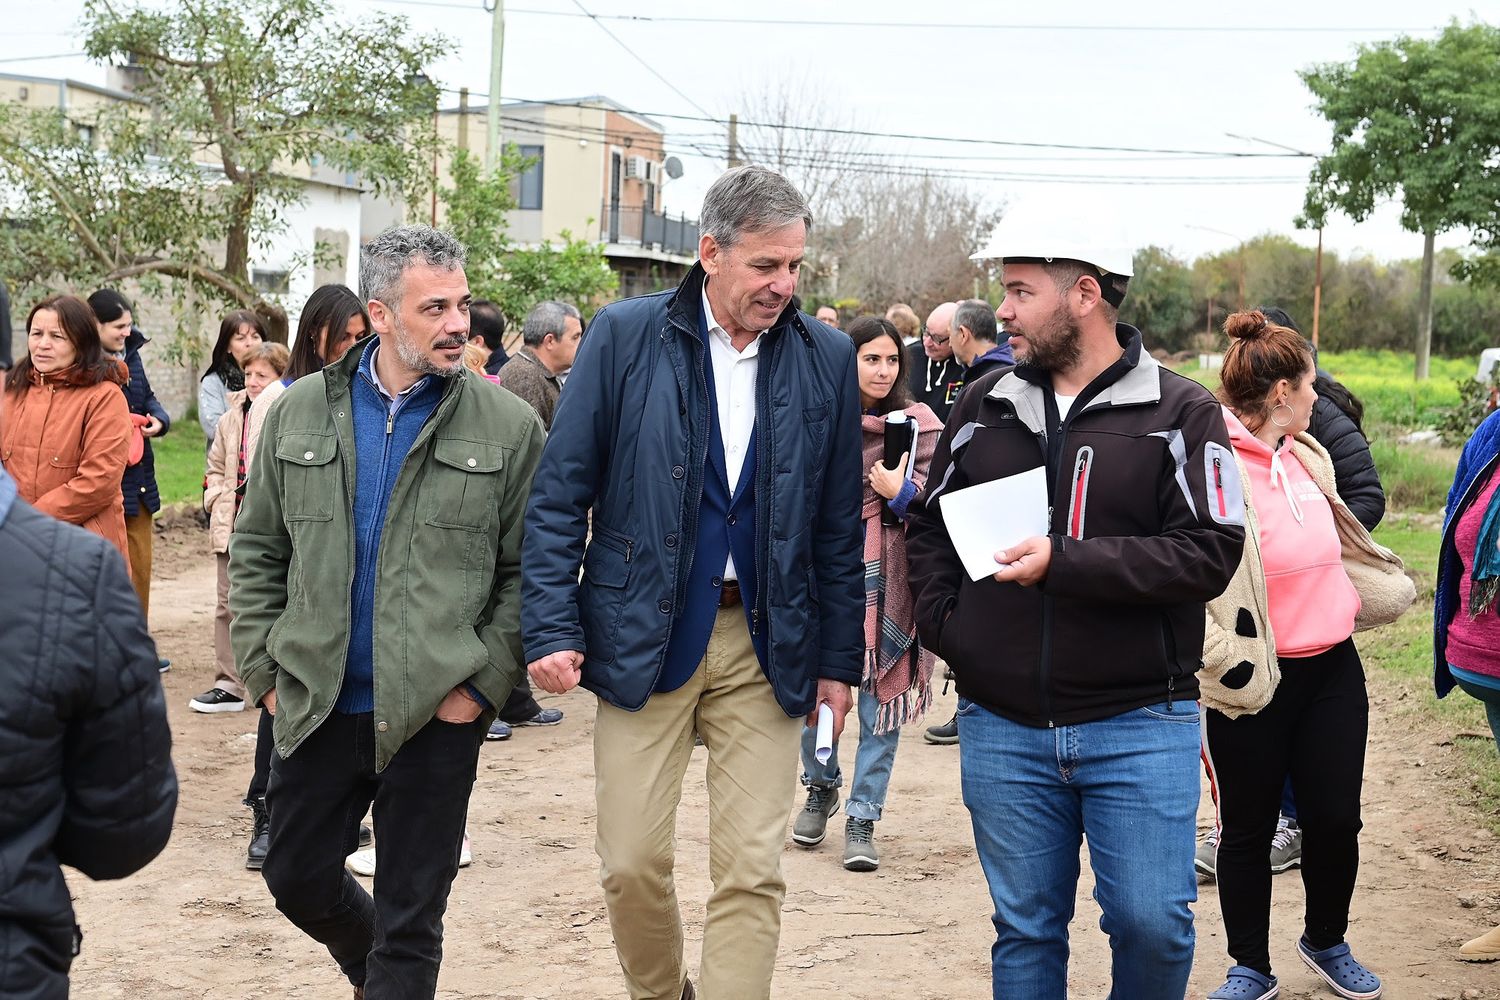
[485,0,504,171]
[1312,226,1323,349]
[458,87,469,152]
[727,113,741,168]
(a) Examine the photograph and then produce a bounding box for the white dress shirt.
[702,283,763,581]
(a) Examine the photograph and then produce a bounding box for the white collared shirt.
[701,282,763,581]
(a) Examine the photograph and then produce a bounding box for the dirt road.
[65,520,1500,998]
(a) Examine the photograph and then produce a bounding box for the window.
[252,269,290,295]
[515,144,543,210]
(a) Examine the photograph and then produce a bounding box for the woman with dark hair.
[791,315,943,872]
[1,295,132,560]
[237,283,368,871]
[1197,310,1413,1000]
[198,310,266,445]
[88,289,171,624]
[1434,408,1500,960]
[242,284,368,478]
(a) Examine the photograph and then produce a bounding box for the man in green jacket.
[229,225,545,1000]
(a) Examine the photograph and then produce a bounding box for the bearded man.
[904,234,1245,999]
[229,224,545,999]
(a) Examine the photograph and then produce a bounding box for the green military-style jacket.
[229,338,545,770]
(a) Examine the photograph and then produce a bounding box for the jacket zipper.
[1067,447,1093,539]
[1212,454,1228,519]
[751,331,777,643]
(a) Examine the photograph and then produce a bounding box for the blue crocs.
[1208,965,1279,1000]
[1297,937,1382,999]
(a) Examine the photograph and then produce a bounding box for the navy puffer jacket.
[521,264,865,715]
[0,479,177,999]
[119,327,171,516]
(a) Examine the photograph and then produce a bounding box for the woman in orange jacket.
[0,295,132,564]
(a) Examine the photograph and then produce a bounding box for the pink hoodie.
[1224,407,1360,658]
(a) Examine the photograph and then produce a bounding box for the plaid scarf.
[860,406,943,734]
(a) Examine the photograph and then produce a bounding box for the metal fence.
[600,202,699,256]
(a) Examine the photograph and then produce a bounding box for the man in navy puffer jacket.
[522,165,864,1000]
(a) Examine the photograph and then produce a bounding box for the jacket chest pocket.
[423,438,505,532]
[275,433,339,521]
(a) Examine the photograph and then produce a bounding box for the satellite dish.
[663,156,684,180]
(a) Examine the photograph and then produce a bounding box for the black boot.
[246,796,270,870]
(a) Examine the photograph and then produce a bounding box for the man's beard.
[392,315,464,378]
[1013,302,1082,373]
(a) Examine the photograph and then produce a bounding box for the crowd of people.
[0,163,1498,1000]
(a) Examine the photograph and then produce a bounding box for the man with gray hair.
[951,297,1015,399]
[496,299,582,432]
[522,165,864,999]
[230,223,545,999]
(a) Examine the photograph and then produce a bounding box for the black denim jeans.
[261,710,483,999]
[245,706,273,803]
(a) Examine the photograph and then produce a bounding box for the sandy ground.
[62,516,1500,999]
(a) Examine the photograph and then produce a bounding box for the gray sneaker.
[792,786,839,847]
[843,817,879,872]
[1269,814,1302,874]
[1194,828,1218,883]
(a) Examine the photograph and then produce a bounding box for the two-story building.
[383,94,698,301]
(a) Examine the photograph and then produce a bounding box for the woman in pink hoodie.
[1201,311,1381,1000]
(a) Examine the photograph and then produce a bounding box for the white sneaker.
[345,846,376,877]
[459,832,472,868]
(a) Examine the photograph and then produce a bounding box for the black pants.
[497,675,541,724]
[261,711,483,999]
[1204,637,1368,977]
[246,707,273,803]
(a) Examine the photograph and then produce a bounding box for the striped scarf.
[860,406,942,734]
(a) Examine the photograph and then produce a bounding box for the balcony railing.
[600,202,699,256]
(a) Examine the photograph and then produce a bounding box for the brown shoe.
[680,980,695,1000]
[353,988,364,999]
[1461,925,1500,961]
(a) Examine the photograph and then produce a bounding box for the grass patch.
[1367,439,1458,513]
[1366,516,1500,836]
[151,428,207,509]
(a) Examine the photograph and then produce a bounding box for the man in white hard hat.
[905,226,1246,998]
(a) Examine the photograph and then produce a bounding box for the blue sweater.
[335,344,444,715]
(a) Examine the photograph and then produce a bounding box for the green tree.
[438,148,618,323]
[0,0,446,347]
[1120,246,1198,353]
[1299,20,1500,378]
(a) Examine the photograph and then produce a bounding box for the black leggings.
[1204,637,1368,977]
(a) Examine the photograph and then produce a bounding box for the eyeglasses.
[922,328,951,345]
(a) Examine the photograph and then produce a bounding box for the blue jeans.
[958,697,1201,1000]
[1450,665,1500,748]
[800,687,901,821]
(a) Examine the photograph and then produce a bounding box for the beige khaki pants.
[594,607,803,1000]
[212,552,247,698]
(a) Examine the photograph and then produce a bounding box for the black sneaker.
[158,658,171,674]
[246,797,270,870]
[924,712,959,745]
[188,688,245,714]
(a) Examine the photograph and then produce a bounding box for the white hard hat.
[970,203,1134,278]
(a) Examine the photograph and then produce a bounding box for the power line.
[445,91,1315,159]
[0,52,87,64]
[369,2,1439,33]
[567,0,716,119]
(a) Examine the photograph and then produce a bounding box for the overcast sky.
[5,0,1497,264]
